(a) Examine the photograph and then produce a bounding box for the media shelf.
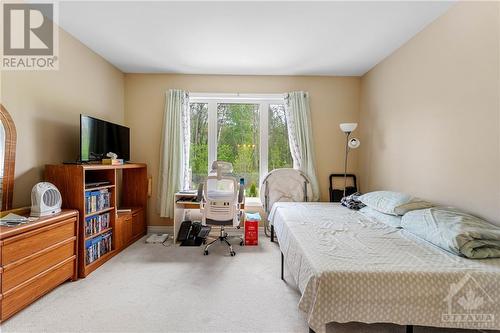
[85,227,113,241]
[85,207,115,219]
[45,163,147,278]
[85,250,115,273]
[84,184,115,192]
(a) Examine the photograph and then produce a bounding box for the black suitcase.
[177,220,192,242]
[329,174,358,202]
[178,221,212,246]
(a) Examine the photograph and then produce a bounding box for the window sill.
[245,197,262,207]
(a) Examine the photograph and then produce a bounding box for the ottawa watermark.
[1,2,59,70]
[442,273,496,329]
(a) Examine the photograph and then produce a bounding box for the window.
[188,94,290,197]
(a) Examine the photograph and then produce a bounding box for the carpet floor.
[1,232,495,333]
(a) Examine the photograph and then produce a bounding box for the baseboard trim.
[147,226,174,234]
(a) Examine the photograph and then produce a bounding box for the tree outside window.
[188,98,291,198]
[269,104,293,170]
[188,103,208,189]
[217,103,259,195]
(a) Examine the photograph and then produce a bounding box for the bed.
[269,202,500,333]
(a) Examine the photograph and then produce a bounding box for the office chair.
[199,161,245,256]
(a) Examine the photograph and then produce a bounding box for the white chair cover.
[260,168,313,214]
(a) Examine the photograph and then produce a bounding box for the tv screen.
[80,115,130,161]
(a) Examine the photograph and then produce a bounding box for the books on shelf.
[85,231,112,265]
[85,213,110,237]
[85,189,111,214]
[102,158,124,165]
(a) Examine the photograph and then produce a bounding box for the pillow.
[359,191,434,216]
[359,206,402,228]
[401,207,500,259]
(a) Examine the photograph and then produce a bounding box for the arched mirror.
[0,104,17,211]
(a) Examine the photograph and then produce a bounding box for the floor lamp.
[339,123,360,197]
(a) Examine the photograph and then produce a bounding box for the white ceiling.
[58,1,454,76]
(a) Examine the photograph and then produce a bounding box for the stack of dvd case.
[85,189,111,214]
[85,231,112,265]
[85,213,110,237]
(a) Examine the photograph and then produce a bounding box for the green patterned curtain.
[157,89,190,218]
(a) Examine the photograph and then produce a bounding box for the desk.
[173,192,245,242]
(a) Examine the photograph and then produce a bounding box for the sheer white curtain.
[284,91,319,201]
[157,89,190,218]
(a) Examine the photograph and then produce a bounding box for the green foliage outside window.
[188,102,292,197]
[248,183,258,197]
[269,104,293,171]
[189,103,208,188]
[217,104,259,195]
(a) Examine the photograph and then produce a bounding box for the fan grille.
[43,188,62,207]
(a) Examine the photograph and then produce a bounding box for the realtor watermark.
[442,273,496,329]
[1,2,59,70]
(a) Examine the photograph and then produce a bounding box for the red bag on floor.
[244,219,259,246]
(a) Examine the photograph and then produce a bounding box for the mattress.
[269,202,500,333]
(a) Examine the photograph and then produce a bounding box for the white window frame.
[189,93,285,186]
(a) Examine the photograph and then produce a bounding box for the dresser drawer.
[2,218,76,265]
[1,259,74,321]
[2,239,75,292]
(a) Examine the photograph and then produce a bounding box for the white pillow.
[359,206,402,228]
[359,191,434,216]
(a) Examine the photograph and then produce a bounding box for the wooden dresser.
[0,210,78,322]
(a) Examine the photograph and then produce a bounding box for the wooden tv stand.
[45,163,147,277]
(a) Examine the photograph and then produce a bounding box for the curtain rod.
[189,92,285,101]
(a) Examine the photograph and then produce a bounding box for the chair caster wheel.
[230,251,236,256]
[204,250,209,255]
[240,241,244,246]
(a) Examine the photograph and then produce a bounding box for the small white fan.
[31,182,62,217]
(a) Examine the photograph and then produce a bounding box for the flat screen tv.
[80,115,130,162]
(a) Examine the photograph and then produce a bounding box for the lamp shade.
[339,123,358,133]
[348,138,361,149]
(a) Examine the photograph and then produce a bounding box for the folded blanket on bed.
[340,192,366,210]
[402,207,500,259]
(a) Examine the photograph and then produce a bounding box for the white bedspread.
[269,202,500,333]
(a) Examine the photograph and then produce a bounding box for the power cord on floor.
[162,234,172,247]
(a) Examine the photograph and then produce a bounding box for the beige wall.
[124,74,360,226]
[1,28,125,208]
[6,1,497,229]
[359,2,500,224]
